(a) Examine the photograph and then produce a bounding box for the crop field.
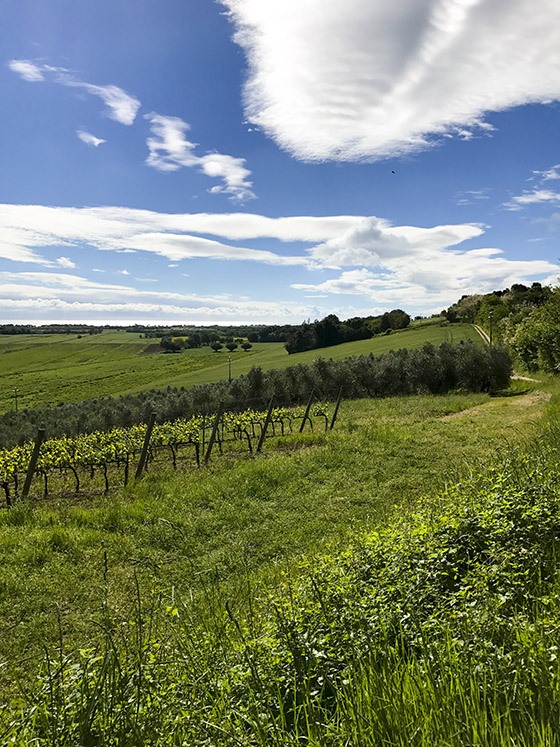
[0,323,479,413]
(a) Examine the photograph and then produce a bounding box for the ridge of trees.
[284,309,411,354]
[442,282,559,371]
[0,341,510,449]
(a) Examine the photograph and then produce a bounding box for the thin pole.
[205,402,224,464]
[135,412,156,479]
[228,356,232,383]
[21,428,45,500]
[299,390,314,433]
[256,396,275,453]
[330,388,343,430]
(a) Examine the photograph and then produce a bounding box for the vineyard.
[0,401,331,505]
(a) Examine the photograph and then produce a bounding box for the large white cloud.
[0,204,556,320]
[221,0,560,161]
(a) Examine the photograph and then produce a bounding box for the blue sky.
[1,0,559,325]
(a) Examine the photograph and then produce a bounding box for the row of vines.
[0,403,330,504]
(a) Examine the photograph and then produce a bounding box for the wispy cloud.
[455,188,492,206]
[77,130,106,147]
[145,113,255,202]
[8,59,44,82]
[8,59,141,125]
[222,0,560,161]
[0,271,336,323]
[503,189,560,211]
[530,164,560,182]
[69,81,139,125]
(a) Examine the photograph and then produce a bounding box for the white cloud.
[308,218,484,267]
[0,271,336,323]
[56,256,76,269]
[8,59,44,82]
[9,59,140,125]
[77,130,106,147]
[145,114,198,171]
[221,0,560,161]
[530,164,560,182]
[0,204,315,267]
[74,82,140,125]
[120,269,130,275]
[503,189,560,211]
[0,204,555,317]
[455,188,492,206]
[293,247,556,308]
[145,113,255,202]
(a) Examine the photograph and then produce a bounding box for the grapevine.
[0,402,330,502]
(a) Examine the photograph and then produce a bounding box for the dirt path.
[441,390,551,420]
[473,324,490,344]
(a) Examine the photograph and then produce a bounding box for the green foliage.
[505,287,560,372]
[4,387,560,745]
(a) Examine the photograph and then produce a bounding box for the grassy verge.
[0,379,555,744]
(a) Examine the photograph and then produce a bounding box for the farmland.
[0,322,480,413]
[2,373,560,742]
[3,321,559,744]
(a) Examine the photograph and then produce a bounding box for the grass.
[0,323,480,412]
[0,379,547,703]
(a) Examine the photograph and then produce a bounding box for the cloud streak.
[145,113,255,202]
[9,59,141,125]
[77,130,106,147]
[222,0,560,161]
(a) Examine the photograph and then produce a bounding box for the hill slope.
[0,323,479,412]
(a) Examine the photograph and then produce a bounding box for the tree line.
[284,309,411,353]
[442,282,559,372]
[0,340,510,449]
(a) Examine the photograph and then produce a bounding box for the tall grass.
[4,394,560,744]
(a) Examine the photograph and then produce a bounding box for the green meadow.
[0,322,479,412]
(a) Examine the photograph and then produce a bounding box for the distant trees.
[210,342,223,353]
[0,340,511,450]
[284,311,410,354]
[225,342,238,353]
[380,309,410,331]
[160,337,182,353]
[241,342,253,352]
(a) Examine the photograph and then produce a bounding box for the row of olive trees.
[0,341,511,449]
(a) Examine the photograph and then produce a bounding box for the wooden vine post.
[21,428,46,500]
[329,388,343,430]
[299,391,314,433]
[256,396,275,453]
[135,412,156,479]
[204,402,224,464]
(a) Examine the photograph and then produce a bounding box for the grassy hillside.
[0,380,549,704]
[0,323,479,412]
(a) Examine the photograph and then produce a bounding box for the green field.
[0,323,479,413]
[1,374,558,744]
